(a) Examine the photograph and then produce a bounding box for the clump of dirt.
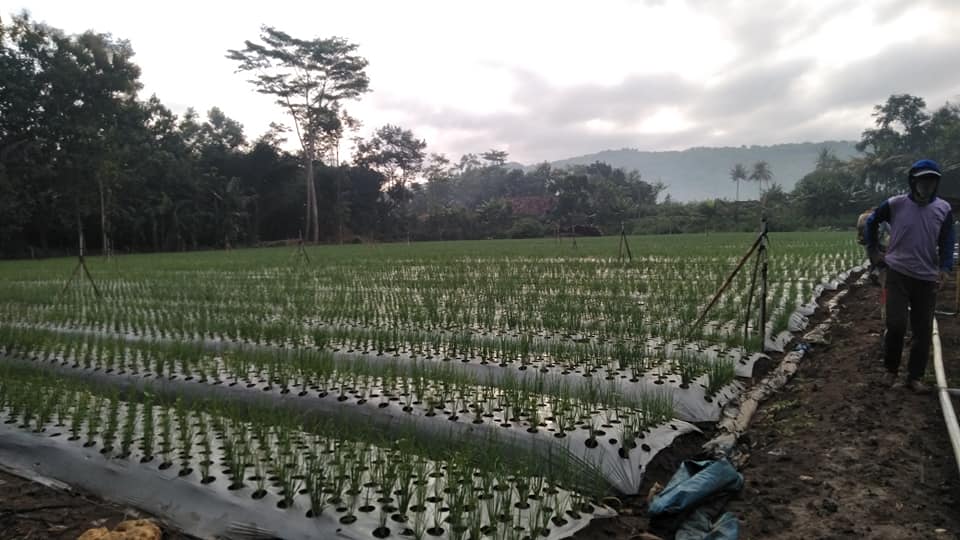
[78,519,162,540]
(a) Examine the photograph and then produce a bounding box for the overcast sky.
[8,0,960,163]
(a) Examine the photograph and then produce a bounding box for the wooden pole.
[78,231,102,299]
[58,260,83,299]
[759,242,768,351]
[295,229,310,265]
[687,226,766,335]
[743,244,763,347]
[619,222,633,262]
[618,225,624,261]
[81,255,103,299]
[59,230,102,300]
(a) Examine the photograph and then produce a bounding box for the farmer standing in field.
[865,159,955,393]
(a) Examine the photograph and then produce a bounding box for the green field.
[0,232,863,539]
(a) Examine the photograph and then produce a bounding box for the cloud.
[18,0,960,165]
[509,70,699,126]
[379,57,826,161]
[822,39,960,107]
[383,21,960,163]
[688,58,817,119]
[685,0,854,61]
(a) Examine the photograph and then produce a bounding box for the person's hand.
[937,270,949,290]
[869,251,886,269]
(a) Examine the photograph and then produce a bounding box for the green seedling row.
[0,363,613,539]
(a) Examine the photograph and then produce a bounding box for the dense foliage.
[2,12,959,258]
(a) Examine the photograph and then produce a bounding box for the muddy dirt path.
[726,276,960,539]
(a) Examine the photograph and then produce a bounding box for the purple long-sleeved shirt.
[865,194,955,282]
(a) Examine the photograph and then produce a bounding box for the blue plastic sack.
[648,459,744,516]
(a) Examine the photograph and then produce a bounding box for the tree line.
[0,14,665,257]
[2,12,958,258]
[657,93,960,235]
[768,94,959,231]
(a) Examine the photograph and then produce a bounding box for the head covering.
[908,159,942,202]
[909,159,942,178]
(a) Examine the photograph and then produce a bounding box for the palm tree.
[750,161,773,201]
[730,163,748,226]
[815,147,839,171]
[730,163,748,201]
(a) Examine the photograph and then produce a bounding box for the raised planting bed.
[0,363,614,539]
[0,329,700,494]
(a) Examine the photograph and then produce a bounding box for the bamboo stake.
[687,225,766,336]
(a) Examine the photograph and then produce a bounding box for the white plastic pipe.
[932,318,960,479]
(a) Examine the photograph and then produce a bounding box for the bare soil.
[0,468,189,539]
[726,276,960,540]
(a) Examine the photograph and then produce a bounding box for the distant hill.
[544,141,861,202]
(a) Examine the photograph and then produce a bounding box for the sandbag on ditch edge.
[648,459,743,516]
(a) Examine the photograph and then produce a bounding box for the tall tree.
[0,13,142,254]
[354,125,426,240]
[324,110,360,243]
[749,161,773,201]
[129,96,195,251]
[869,93,929,148]
[423,153,452,183]
[1,14,48,253]
[792,168,862,220]
[227,27,370,242]
[925,102,960,178]
[729,163,747,225]
[815,147,841,171]
[457,153,481,173]
[729,163,747,201]
[71,31,142,257]
[354,125,427,194]
[480,149,508,166]
[857,94,933,193]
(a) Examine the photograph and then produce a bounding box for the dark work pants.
[884,268,937,380]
